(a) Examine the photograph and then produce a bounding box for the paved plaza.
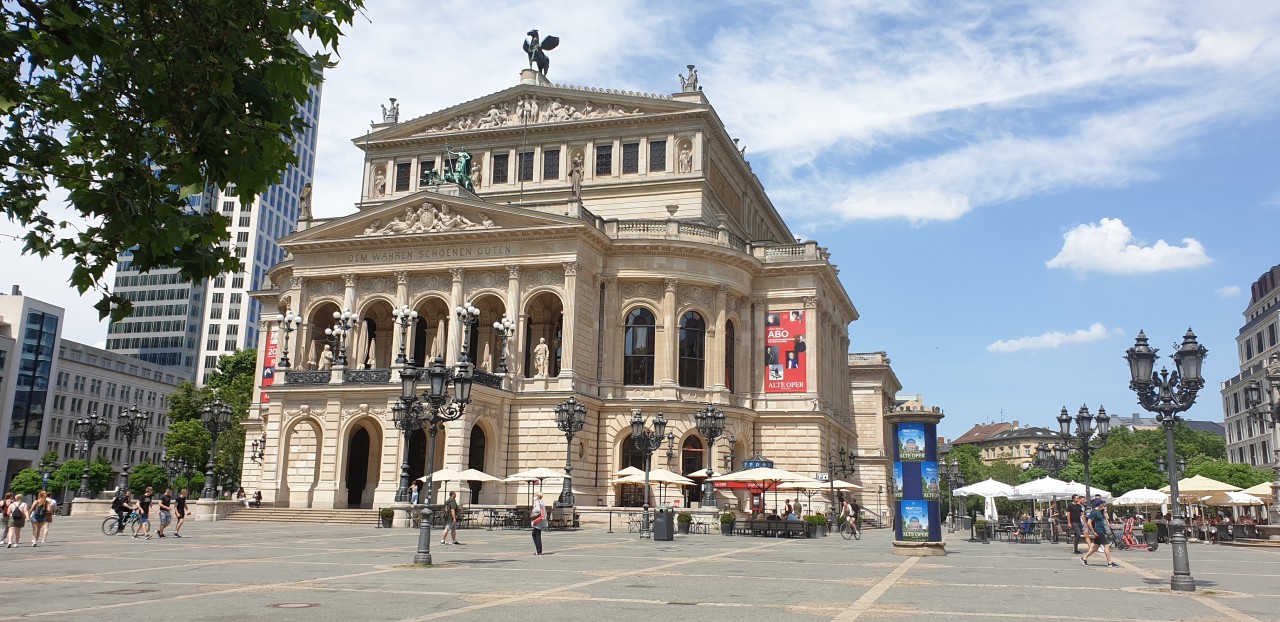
[2,516,1279,621]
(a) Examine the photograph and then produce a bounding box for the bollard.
[413,506,435,566]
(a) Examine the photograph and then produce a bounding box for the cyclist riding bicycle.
[111,490,133,533]
[840,499,861,537]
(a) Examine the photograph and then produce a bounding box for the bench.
[735,519,807,538]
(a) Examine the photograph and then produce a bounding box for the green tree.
[1,1,364,320]
[9,469,44,496]
[166,381,215,424]
[163,349,256,492]
[89,456,116,495]
[50,459,86,496]
[1088,457,1166,496]
[127,463,171,495]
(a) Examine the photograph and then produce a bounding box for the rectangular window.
[649,140,666,171]
[1270,324,1277,347]
[543,149,560,180]
[491,153,509,184]
[517,151,535,182]
[622,142,639,174]
[596,145,612,176]
[395,162,412,192]
[418,160,436,187]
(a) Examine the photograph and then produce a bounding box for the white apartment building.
[1221,263,1280,467]
[0,286,64,487]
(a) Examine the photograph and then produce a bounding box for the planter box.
[677,522,691,535]
[721,523,735,535]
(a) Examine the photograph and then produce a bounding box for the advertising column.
[885,406,946,556]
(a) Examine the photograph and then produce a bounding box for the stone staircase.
[223,507,380,525]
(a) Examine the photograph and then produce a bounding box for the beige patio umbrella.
[1159,475,1240,497]
[505,467,570,505]
[614,466,644,478]
[457,468,502,483]
[776,477,828,513]
[1241,482,1275,501]
[685,468,723,478]
[615,468,695,486]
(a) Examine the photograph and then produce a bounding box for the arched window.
[724,320,736,393]
[681,436,704,476]
[623,308,655,385]
[678,311,705,388]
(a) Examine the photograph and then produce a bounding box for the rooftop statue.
[523,29,560,77]
[380,97,399,124]
[421,145,475,193]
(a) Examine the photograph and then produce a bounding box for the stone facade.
[240,69,880,511]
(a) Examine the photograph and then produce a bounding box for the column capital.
[449,267,466,282]
[394,270,409,285]
[715,284,729,296]
[342,272,357,287]
[506,264,522,279]
[562,261,580,277]
[664,278,680,293]
[290,276,303,290]
[803,296,819,309]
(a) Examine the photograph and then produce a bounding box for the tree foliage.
[163,349,256,491]
[127,462,171,495]
[8,469,44,496]
[0,0,364,319]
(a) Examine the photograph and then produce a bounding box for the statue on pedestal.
[523,30,560,77]
[533,337,550,377]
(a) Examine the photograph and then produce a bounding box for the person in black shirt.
[111,490,133,534]
[156,488,174,538]
[133,486,153,539]
[1067,495,1084,554]
[173,489,188,538]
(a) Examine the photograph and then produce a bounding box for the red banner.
[764,309,807,393]
[260,331,278,404]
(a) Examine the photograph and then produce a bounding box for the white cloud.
[1045,218,1211,275]
[987,322,1123,353]
[1217,285,1242,298]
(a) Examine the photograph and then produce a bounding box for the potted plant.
[804,513,827,538]
[1142,522,1159,550]
[677,512,693,535]
[378,507,394,528]
[719,512,736,535]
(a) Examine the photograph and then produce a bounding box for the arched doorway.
[407,429,427,483]
[345,428,371,507]
[617,434,649,507]
[302,301,341,369]
[411,297,451,364]
[355,299,393,368]
[523,292,563,378]
[467,426,486,504]
[681,436,704,477]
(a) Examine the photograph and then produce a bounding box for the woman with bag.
[6,496,27,548]
[1,492,12,546]
[28,490,51,546]
[530,492,547,555]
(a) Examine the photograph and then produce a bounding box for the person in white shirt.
[530,493,547,555]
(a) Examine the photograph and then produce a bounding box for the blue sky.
[8,1,1279,440]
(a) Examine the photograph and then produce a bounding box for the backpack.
[32,502,46,522]
[10,504,23,522]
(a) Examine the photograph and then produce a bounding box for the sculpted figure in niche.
[373,170,387,197]
[533,337,550,377]
[306,344,318,369]
[471,160,483,189]
[318,344,334,370]
[569,152,584,198]
[298,182,313,220]
[678,142,693,173]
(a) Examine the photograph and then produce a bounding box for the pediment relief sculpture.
[414,94,644,135]
[357,202,498,237]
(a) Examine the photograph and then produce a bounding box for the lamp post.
[249,434,266,464]
[1245,354,1280,524]
[400,301,478,565]
[825,448,856,527]
[392,305,418,366]
[391,400,425,502]
[939,458,964,532]
[694,403,726,507]
[326,309,358,367]
[630,409,667,537]
[200,398,234,499]
[116,403,148,490]
[277,309,300,370]
[661,433,676,505]
[493,315,516,375]
[162,453,187,488]
[73,411,111,497]
[1157,455,1187,479]
[554,394,588,507]
[720,434,736,473]
[1125,328,1208,593]
[1056,404,1110,499]
[1032,440,1070,477]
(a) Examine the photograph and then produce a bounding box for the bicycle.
[840,517,861,540]
[102,511,140,536]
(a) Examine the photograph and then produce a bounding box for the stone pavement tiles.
[1,517,1277,621]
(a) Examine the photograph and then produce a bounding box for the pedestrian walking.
[6,495,27,548]
[133,486,153,539]
[1067,495,1084,554]
[1,492,13,546]
[409,481,420,505]
[173,489,188,538]
[1081,498,1117,568]
[42,496,57,543]
[530,492,547,555]
[156,488,174,538]
[27,490,51,546]
[440,491,460,545]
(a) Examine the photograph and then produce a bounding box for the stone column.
[391,271,409,369]
[601,278,619,390]
[505,265,523,376]
[342,272,357,313]
[659,278,679,387]
[709,285,728,392]
[446,267,466,364]
[560,261,579,379]
[804,296,818,397]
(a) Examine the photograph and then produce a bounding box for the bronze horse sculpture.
[523,29,559,77]
[421,146,474,193]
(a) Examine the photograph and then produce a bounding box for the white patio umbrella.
[1242,482,1275,501]
[1159,475,1240,497]
[953,478,1015,498]
[505,467,570,505]
[685,468,722,478]
[1064,481,1112,499]
[1009,477,1074,501]
[1201,491,1263,506]
[1112,488,1169,506]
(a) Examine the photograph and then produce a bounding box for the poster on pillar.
[260,331,277,404]
[893,421,942,543]
[764,309,807,393]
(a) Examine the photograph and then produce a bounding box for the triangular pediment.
[283,191,584,247]
[362,83,704,142]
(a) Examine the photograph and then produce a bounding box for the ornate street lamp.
[390,400,425,502]
[1056,404,1109,498]
[554,394,588,507]
[720,434,736,472]
[1126,328,1207,593]
[1032,439,1070,477]
[401,301,479,565]
[249,434,266,464]
[326,309,358,367]
[825,447,856,527]
[631,409,667,537]
[493,315,516,375]
[200,398,235,499]
[116,403,148,490]
[162,452,187,488]
[694,403,726,507]
[1157,455,1187,479]
[939,458,965,532]
[392,304,418,366]
[1245,353,1280,524]
[73,410,111,497]
[277,309,301,370]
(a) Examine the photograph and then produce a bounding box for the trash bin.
[653,506,675,541]
[961,516,972,530]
